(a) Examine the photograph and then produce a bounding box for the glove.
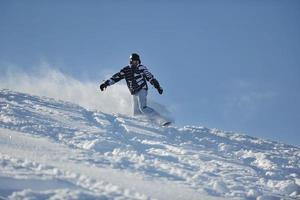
[151,79,163,95]
[100,80,109,91]
[157,87,163,95]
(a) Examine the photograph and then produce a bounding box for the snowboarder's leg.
[137,89,170,125]
[132,93,142,116]
[137,89,156,116]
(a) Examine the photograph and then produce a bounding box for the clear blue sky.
[1,0,299,146]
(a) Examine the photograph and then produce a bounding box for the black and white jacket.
[106,64,160,95]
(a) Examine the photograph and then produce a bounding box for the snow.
[0,89,299,200]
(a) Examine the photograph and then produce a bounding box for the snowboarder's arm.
[140,65,154,82]
[140,65,163,95]
[100,69,125,91]
[150,79,163,94]
[108,69,125,85]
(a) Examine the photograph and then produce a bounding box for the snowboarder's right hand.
[100,81,109,91]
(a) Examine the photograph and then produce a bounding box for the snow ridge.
[0,89,299,200]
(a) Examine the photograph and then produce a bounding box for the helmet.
[130,53,141,64]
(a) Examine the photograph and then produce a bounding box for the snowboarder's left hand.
[151,79,163,94]
[157,87,163,95]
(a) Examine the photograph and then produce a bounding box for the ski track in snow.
[0,89,299,200]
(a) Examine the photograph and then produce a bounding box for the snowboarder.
[100,53,170,126]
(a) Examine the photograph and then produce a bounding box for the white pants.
[132,89,165,123]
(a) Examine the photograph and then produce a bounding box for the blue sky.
[1,0,299,146]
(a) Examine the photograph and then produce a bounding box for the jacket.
[106,64,160,95]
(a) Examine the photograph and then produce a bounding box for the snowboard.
[162,121,172,127]
[135,115,172,127]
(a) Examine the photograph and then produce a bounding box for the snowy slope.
[0,89,299,200]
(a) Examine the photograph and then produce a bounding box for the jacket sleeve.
[140,65,154,82]
[140,65,161,89]
[107,69,125,85]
